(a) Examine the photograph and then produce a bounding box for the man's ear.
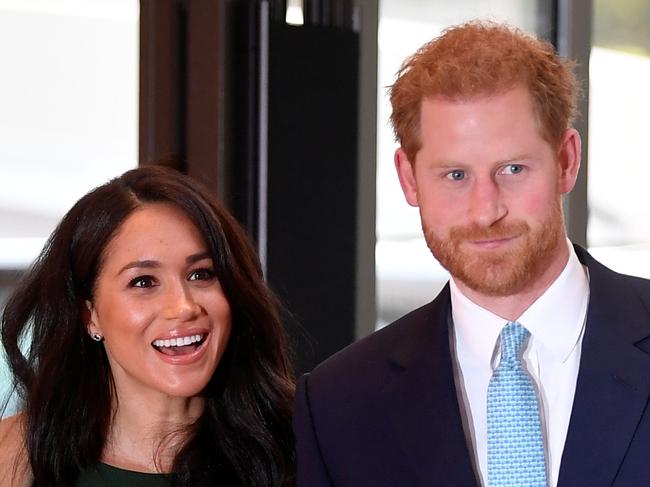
[557,128,581,194]
[395,148,419,207]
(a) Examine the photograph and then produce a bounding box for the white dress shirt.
[449,242,590,487]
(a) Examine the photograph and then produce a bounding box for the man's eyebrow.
[433,159,463,168]
[497,153,532,163]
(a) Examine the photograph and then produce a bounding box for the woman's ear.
[84,300,102,338]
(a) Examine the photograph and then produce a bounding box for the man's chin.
[456,271,530,297]
[430,233,542,296]
[444,255,533,297]
[426,201,565,298]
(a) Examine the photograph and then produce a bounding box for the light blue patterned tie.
[487,322,548,487]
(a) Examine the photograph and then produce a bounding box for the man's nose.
[467,177,507,227]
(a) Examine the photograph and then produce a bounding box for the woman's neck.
[102,391,205,473]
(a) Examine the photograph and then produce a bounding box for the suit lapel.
[559,246,650,486]
[382,286,479,486]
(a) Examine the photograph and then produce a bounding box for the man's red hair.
[389,21,579,162]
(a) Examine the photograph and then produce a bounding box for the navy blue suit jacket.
[293,246,650,486]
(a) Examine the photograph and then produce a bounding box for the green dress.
[76,463,173,486]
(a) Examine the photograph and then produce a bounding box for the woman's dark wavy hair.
[1,166,295,486]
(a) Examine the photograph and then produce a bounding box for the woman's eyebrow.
[117,260,160,276]
[115,252,212,276]
[186,251,212,264]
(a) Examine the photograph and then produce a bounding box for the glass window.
[587,0,650,276]
[376,0,544,328]
[0,0,139,415]
[0,0,139,269]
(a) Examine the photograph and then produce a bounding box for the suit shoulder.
[585,251,650,299]
[306,296,446,394]
[617,271,650,289]
[577,244,650,290]
[617,272,650,313]
[320,300,436,366]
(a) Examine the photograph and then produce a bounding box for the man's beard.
[424,200,564,296]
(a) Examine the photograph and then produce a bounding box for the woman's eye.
[502,164,523,175]
[129,276,156,288]
[189,268,216,281]
[446,170,465,181]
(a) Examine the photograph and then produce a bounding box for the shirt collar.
[519,242,589,363]
[450,241,590,365]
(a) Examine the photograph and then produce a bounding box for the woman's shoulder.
[0,413,31,487]
[0,412,25,460]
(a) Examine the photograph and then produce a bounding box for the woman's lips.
[152,333,204,349]
[151,331,209,363]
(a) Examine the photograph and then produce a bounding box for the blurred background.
[1,0,649,411]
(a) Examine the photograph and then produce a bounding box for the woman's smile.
[86,202,232,400]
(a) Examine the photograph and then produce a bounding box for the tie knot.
[499,321,529,365]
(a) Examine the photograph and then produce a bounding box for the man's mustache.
[447,220,530,242]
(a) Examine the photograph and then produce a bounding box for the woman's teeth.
[153,334,203,348]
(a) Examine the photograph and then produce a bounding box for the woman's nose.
[163,282,201,321]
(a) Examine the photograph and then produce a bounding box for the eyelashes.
[129,275,156,288]
[127,268,217,289]
[188,268,217,281]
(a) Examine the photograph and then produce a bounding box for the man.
[293,21,650,487]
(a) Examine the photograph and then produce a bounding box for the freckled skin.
[395,85,581,318]
[86,203,232,403]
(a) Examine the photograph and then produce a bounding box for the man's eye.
[446,170,465,181]
[502,164,523,175]
[189,268,216,281]
[129,276,156,288]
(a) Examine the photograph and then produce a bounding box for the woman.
[0,166,295,486]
